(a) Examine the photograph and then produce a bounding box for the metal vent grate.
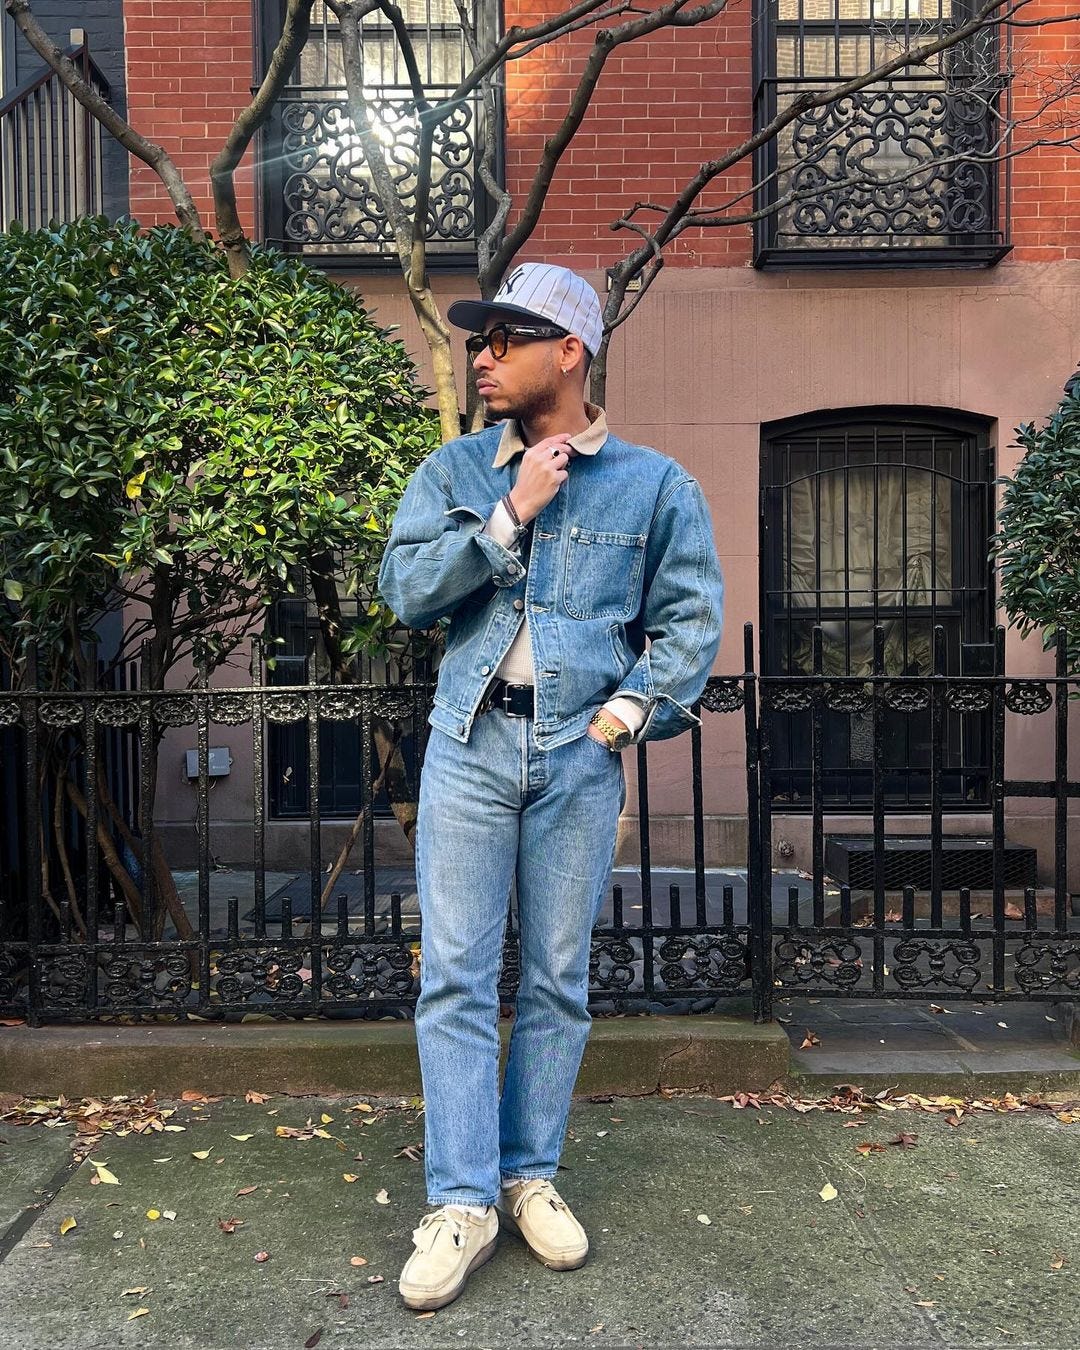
[824,835,1038,891]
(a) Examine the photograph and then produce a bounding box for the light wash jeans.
[414,705,626,1207]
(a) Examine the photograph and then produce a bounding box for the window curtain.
[783,465,953,676]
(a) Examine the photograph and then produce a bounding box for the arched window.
[761,408,994,805]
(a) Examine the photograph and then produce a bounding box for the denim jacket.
[376,415,725,750]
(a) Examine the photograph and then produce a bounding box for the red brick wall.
[1007,3,1080,262]
[121,0,1077,263]
[502,2,754,269]
[123,0,256,237]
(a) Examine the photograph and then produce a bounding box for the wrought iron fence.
[0,624,1077,1026]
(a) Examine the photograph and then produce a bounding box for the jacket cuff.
[444,504,527,589]
[481,499,523,550]
[602,696,648,735]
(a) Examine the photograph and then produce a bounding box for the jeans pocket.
[581,727,615,757]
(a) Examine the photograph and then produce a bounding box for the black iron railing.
[0,624,1077,1025]
[0,36,110,229]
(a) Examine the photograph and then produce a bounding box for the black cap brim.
[447,298,558,333]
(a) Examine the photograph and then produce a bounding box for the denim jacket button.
[513,599,524,610]
[481,665,490,675]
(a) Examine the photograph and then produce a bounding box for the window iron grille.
[761,410,995,805]
[257,0,498,266]
[752,0,1012,266]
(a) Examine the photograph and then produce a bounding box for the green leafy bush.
[0,216,438,684]
[992,379,1080,673]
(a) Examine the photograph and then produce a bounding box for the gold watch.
[591,710,633,751]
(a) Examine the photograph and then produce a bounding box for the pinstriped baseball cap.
[447,263,603,357]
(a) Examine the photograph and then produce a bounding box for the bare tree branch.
[487,0,731,287]
[375,0,429,107]
[210,0,316,277]
[3,0,205,237]
[330,0,459,441]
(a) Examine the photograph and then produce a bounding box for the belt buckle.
[501,683,519,716]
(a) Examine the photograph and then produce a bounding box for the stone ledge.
[0,1014,790,1100]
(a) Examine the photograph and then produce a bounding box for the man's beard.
[485,375,559,424]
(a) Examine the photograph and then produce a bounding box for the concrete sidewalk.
[0,1088,1076,1348]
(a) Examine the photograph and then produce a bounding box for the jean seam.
[428,1195,498,1207]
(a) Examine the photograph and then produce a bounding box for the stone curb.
[0,1015,790,1100]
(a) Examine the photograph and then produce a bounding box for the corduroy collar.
[490,402,609,469]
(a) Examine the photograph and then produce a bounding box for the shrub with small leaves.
[0,216,438,684]
[992,379,1080,674]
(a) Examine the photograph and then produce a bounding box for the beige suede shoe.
[398,1205,499,1310]
[496,1178,589,1270]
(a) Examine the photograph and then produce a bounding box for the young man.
[376,263,724,1310]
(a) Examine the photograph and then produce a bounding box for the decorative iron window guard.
[256,2,497,266]
[752,1,1012,267]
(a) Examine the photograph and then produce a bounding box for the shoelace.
[411,1206,468,1254]
[510,1179,568,1220]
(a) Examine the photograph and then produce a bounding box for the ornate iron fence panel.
[756,625,1079,1016]
[0,624,1076,1025]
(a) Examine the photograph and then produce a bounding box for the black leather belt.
[478,677,535,718]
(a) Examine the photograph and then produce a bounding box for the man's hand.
[507,434,578,525]
[587,710,627,745]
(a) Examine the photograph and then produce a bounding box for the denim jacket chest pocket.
[562,525,648,620]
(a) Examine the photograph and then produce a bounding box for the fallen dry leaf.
[235,1186,258,1197]
[349,1256,368,1267]
[59,1217,77,1236]
[229,1134,254,1142]
[696,1214,712,1225]
[191,1149,212,1160]
[245,1091,271,1104]
[304,1330,323,1348]
[342,1173,359,1183]
[856,1142,888,1156]
[218,1217,244,1233]
[367,1274,384,1284]
[890,1132,918,1148]
[416,1312,437,1321]
[1051,1253,1067,1270]
[375,1188,390,1205]
[127,1308,150,1321]
[254,1250,270,1263]
[819,1182,838,1202]
[800,1030,821,1049]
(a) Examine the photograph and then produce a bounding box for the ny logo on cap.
[502,265,527,297]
